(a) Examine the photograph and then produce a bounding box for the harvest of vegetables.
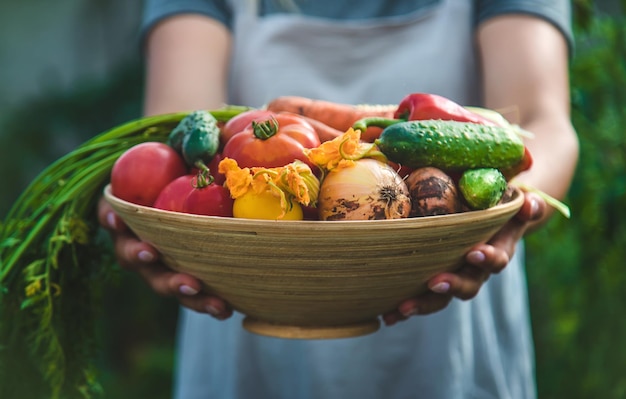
[0,93,569,398]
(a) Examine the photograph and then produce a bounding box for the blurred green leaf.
[526,10,626,399]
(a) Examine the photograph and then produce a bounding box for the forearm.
[516,110,578,199]
[143,14,232,116]
[478,15,579,225]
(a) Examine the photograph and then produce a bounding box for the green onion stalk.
[0,106,249,399]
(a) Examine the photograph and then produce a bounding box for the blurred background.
[1,0,625,398]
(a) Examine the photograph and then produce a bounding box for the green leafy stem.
[0,106,248,399]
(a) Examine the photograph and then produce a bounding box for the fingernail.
[530,198,539,216]
[430,281,450,294]
[467,250,485,264]
[106,212,117,229]
[179,285,199,295]
[138,250,154,262]
[205,305,221,317]
[401,307,419,317]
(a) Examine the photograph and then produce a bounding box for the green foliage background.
[525,3,626,397]
[0,1,625,398]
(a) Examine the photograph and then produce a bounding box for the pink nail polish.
[530,198,539,215]
[106,212,117,229]
[467,251,485,264]
[138,250,154,262]
[179,285,199,295]
[431,281,450,294]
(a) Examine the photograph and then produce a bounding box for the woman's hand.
[97,197,233,320]
[382,191,546,326]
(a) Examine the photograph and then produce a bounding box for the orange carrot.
[279,112,343,143]
[266,96,397,142]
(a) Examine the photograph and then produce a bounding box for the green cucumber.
[168,110,220,168]
[374,120,525,170]
[459,168,507,210]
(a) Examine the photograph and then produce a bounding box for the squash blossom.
[303,128,387,173]
[219,158,320,215]
[218,158,253,198]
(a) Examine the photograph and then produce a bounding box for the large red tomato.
[220,109,275,146]
[221,113,320,168]
[111,142,187,206]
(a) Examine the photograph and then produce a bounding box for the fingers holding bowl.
[385,187,536,326]
[97,197,233,320]
[385,261,488,326]
[426,189,548,303]
[137,260,233,319]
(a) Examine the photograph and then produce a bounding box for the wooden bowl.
[104,185,523,339]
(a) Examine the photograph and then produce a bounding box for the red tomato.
[153,174,196,212]
[207,152,226,185]
[221,109,275,146]
[222,114,320,168]
[111,142,187,206]
[189,153,225,187]
[183,184,234,217]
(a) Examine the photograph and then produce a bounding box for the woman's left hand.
[382,191,546,326]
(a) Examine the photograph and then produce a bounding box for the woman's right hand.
[97,197,233,320]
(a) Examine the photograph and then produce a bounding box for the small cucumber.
[168,110,220,168]
[374,120,525,171]
[459,168,507,210]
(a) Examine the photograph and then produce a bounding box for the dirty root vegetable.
[405,167,462,217]
[317,158,411,221]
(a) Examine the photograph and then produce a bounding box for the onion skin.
[405,167,462,217]
[318,159,411,221]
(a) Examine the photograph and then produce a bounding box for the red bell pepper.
[394,93,498,126]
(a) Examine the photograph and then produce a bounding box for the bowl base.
[242,317,380,340]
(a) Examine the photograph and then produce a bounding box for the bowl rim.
[103,184,524,230]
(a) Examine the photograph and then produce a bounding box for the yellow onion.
[318,158,411,221]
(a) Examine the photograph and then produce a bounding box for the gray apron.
[174,1,535,398]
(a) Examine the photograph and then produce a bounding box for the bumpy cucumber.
[374,120,525,170]
[459,168,507,210]
[168,110,220,167]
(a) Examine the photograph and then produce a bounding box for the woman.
[99,1,579,397]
